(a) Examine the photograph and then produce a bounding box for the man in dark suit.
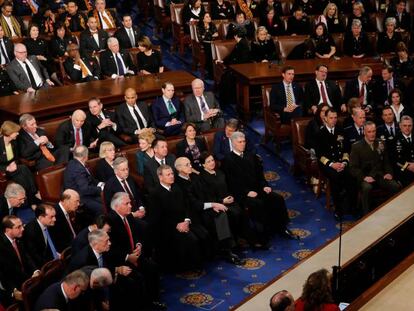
[64,43,101,83]
[184,78,224,132]
[114,14,141,49]
[0,183,26,223]
[48,189,80,253]
[115,87,155,143]
[58,1,88,32]
[350,121,401,215]
[386,0,411,32]
[107,192,165,310]
[222,132,296,244]
[23,204,60,269]
[316,109,356,217]
[286,7,310,35]
[79,16,109,57]
[143,138,176,193]
[151,82,185,136]
[343,66,374,115]
[63,145,104,217]
[304,64,344,115]
[344,107,366,152]
[390,115,414,187]
[0,25,14,65]
[373,65,406,114]
[7,43,54,93]
[0,215,38,307]
[377,106,400,143]
[269,66,304,124]
[18,113,70,170]
[34,269,89,311]
[87,97,127,147]
[100,37,136,78]
[56,109,98,151]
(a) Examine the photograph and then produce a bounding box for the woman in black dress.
[49,22,78,58]
[210,0,235,20]
[197,12,219,78]
[391,42,414,78]
[346,2,375,32]
[377,17,403,54]
[137,36,164,75]
[0,121,38,205]
[315,3,344,33]
[343,19,370,58]
[176,123,207,173]
[311,22,336,59]
[250,26,278,62]
[304,104,329,151]
[96,141,116,182]
[182,0,206,34]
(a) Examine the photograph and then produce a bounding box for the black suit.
[17,128,70,170]
[115,102,154,142]
[0,37,14,64]
[86,110,127,147]
[304,79,342,113]
[34,282,68,311]
[344,124,364,153]
[99,49,136,77]
[64,56,101,83]
[343,32,371,57]
[79,28,109,57]
[71,226,90,256]
[373,78,406,113]
[0,196,13,222]
[114,26,141,49]
[269,81,304,123]
[55,119,96,150]
[343,78,374,112]
[143,155,176,193]
[103,175,143,210]
[390,133,414,186]
[48,204,76,253]
[23,219,55,269]
[67,244,108,273]
[377,123,400,143]
[95,158,115,183]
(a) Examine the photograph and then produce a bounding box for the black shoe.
[151,301,167,310]
[223,251,243,265]
[282,229,300,240]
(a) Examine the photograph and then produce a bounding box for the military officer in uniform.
[316,108,355,218]
[391,115,414,187]
[377,106,399,146]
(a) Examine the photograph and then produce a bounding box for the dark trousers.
[360,178,401,215]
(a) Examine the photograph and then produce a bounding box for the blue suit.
[269,82,304,124]
[151,96,185,136]
[213,130,256,161]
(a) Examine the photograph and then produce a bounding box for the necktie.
[79,59,90,78]
[132,106,145,130]
[75,128,81,146]
[160,159,165,165]
[128,28,135,47]
[359,83,365,105]
[121,179,137,210]
[359,127,363,136]
[44,228,59,259]
[408,137,411,144]
[65,213,76,238]
[9,207,14,215]
[12,240,23,267]
[198,96,209,113]
[123,218,134,252]
[32,132,55,162]
[115,53,125,75]
[320,81,328,104]
[331,129,334,135]
[240,152,243,158]
[167,100,176,115]
[387,80,392,94]
[97,254,103,267]
[390,126,394,136]
[286,84,294,108]
[23,61,37,89]
[0,40,10,63]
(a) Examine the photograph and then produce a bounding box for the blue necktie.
[97,254,103,267]
[44,228,59,259]
[115,54,125,75]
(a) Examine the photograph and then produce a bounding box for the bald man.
[56,109,98,150]
[115,88,155,143]
[269,290,294,311]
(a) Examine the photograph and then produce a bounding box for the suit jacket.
[143,155,176,192]
[115,102,153,135]
[99,49,136,77]
[343,32,370,57]
[23,219,54,269]
[343,78,374,110]
[373,78,406,110]
[55,119,96,149]
[213,130,232,161]
[390,132,414,174]
[71,227,90,256]
[64,56,101,82]
[6,56,49,91]
[103,175,143,209]
[377,123,400,142]
[95,158,115,182]
[350,138,393,183]
[0,36,14,63]
[184,92,220,124]
[386,10,411,31]
[269,81,304,114]
[223,37,251,65]
[86,109,119,139]
[114,26,141,49]
[79,28,109,57]
[63,159,101,198]
[304,79,342,112]
[17,128,56,163]
[48,204,76,253]
[67,244,110,273]
[176,137,207,169]
[344,124,364,153]
[151,96,185,129]
[34,282,68,311]
[0,233,36,294]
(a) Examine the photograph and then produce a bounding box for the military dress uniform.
[391,133,414,187]
[316,126,355,216]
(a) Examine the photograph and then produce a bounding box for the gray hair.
[63,269,89,287]
[351,19,362,28]
[88,229,107,245]
[73,145,88,159]
[90,268,113,287]
[400,115,413,123]
[110,192,129,210]
[230,131,245,142]
[71,109,86,120]
[4,183,25,200]
[113,157,128,170]
[225,118,239,129]
[359,66,372,76]
[107,37,119,46]
[385,17,396,27]
[19,113,35,127]
[156,164,172,176]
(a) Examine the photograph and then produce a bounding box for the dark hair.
[382,105,394,114]
[2,215,19,231]
[269,290,294,311]
[315,63,328,71]
[313,22,328,39]
[35,204,55,218]
[151,138,167,148]
[234,26,247,38]
[396,41,408,53]
[122,13,132,20]
[235,11,246,18]
[301,269,334,311]
[182,122,197,133]
[382,65,393,73]
[199,151,214,165]
[388,88,403,104]
[324,107,337,117]
[315,103,329,124]
[95,214,110,229]
[282,65,295,73]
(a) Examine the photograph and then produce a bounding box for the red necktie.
[320,81,328,104]
[359,83,365,105]
[75,128,81,146]
[12,240,23,268]
[122,179,136,210]
[123,217,134,252]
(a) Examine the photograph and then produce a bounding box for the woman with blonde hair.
[316,3,344,33]
[96,141,116,182]
[0,121,39,205]
[135,131,156,175]
[250,26,278,62]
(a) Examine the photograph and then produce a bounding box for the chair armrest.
[20,158,37,168]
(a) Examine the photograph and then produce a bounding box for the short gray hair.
[351,19,362,28]
[230,131,245,142]
[63,269,89,287]
[359,66,372,76]
[107,37,119,46]
[113,157,128,170]
[19,113,36,127]
[400,115,413,123]
[110,192,129,210]
[385,17,396,27]
[157,164,172,176]
[4,183,25,200]
[73,145,88,159]
[88,229,107,245]
[90,268,113,287]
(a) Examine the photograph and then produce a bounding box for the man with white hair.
[184,78,225,131]
[6,43,54,93]
[56,109,98,151]
[100,37,135,79]
[0,183,26,222]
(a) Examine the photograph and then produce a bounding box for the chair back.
[22,274,43,311]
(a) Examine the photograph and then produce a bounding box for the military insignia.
[180,292,213,307]
[290,228,311,239]
[176,269,206,280]
[243,283,265,294]
[292,249,313,260]
[264,171,279,181]
[288,209,300,219]
[237,258,266,270]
